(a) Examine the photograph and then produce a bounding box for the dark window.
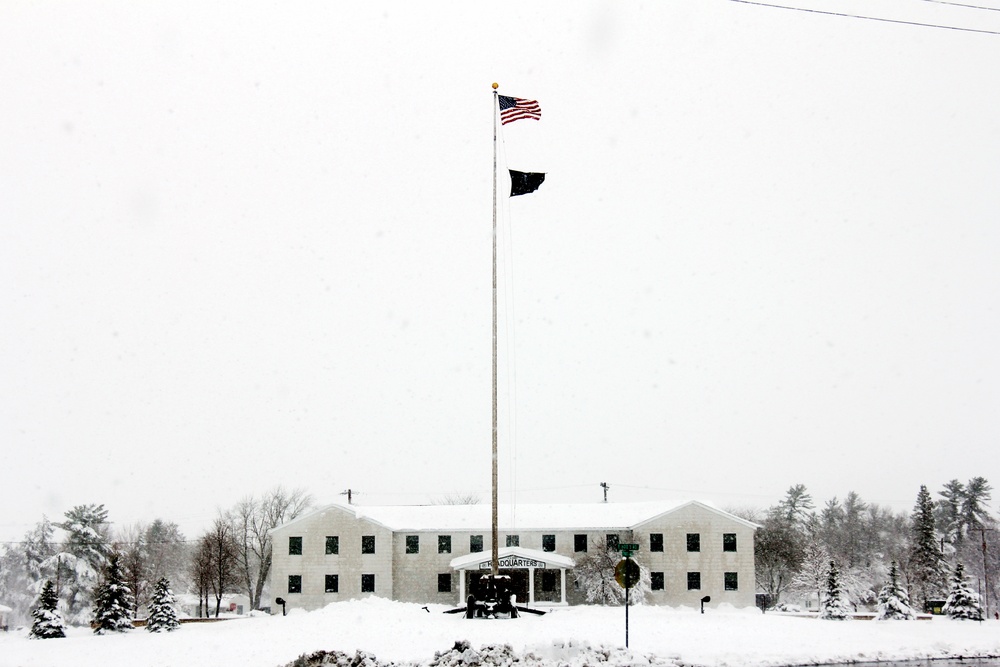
[361,574,375,592]
[325,574,339,593]
[362,535,375,554]
[651,572,665,590]
[506,535,519,547]
[289,536,302,555]
[723,533,737,552]
[438,535,452,554]
[406,535,419,554]
[438,573,452,593]
[470,535,484,553]
[725,572,738,591]
[574,534,588,553]
[288,575,302,593]
[542,534,556,552]
[686,533,700,552]
[325,536,339,555]
[687,572,701,590]
[606,534,620,551]
[650,533,663,552]
[541,571,557,592]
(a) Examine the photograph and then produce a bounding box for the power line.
[726,0,1000,35]
[912,0,1000,12]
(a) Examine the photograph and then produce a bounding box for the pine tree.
[821,560,851,620]
[29,580,66,639]
[92,551,135,634]
[910,485,945,610]
[961,477,993,535]
[936,479,965,547]
[875,561,916,620]
[146,577,180,632]
[942,562,983,621]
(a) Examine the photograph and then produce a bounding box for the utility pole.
[974,528,994,620]
[601,482,610,503]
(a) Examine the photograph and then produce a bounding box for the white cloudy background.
[2,1,998,543]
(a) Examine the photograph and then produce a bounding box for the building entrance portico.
[449,547,575,607]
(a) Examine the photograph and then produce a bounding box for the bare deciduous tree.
[227,486,312,610]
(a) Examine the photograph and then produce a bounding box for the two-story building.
[269,500,758,612]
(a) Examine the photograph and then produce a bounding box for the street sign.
[614,558,641,588]
[618,543,639,557]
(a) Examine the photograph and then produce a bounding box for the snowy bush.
[573,547,650,606]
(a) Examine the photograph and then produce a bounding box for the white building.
[269,500,758,612]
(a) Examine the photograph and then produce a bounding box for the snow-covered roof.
[273,499,759,534]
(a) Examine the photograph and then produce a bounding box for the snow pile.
[283,639,679,667]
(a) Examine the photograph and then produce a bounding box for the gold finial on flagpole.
[492,82,498,90]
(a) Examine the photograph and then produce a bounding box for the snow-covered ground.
[3,599,1000,667]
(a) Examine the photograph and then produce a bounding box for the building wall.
[392,530,492,604]
[269,503,757,611]
[270,505,394,610]
[631,504,757,608]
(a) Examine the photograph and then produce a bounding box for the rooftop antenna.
[601,482,610,503]
[341,489,353,505]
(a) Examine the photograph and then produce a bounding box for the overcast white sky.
[2,1,999,545]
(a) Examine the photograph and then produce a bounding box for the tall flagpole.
[490,82,499,577]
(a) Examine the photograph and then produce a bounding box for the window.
[723,533,737,552]
[606,534,620,551]
[361,574,375,593]
[541,571,557,592]
[325,574,339,593]
[725,572,738,591]
[288,575,302,594]
[362,535,375,554]
[289,536,302,555]
[470,535,484,553]
[651,572,665,590]
[438,535,452,554]
[687,572,701,590]
[438,573,452,593]
[542,534,555,552]
[406,535,419,554]
[686,533,700,552]
[325,536,339,555]
[650,533,663,552]
[574,534,588,553]
[506,535,519,547]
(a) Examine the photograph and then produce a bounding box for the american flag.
[498,95,542,125]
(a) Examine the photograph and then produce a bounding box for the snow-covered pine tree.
[146,577,180,632]
[29,580,66,639]
[820,560,851,620]
[92,551,135,634]
[910,485,945,611]
[875,561,916,620]
[942,562,983,621]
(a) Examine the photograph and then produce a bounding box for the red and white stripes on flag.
[498,95,541,125]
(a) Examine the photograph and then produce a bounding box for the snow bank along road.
[3,599,1000,667]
